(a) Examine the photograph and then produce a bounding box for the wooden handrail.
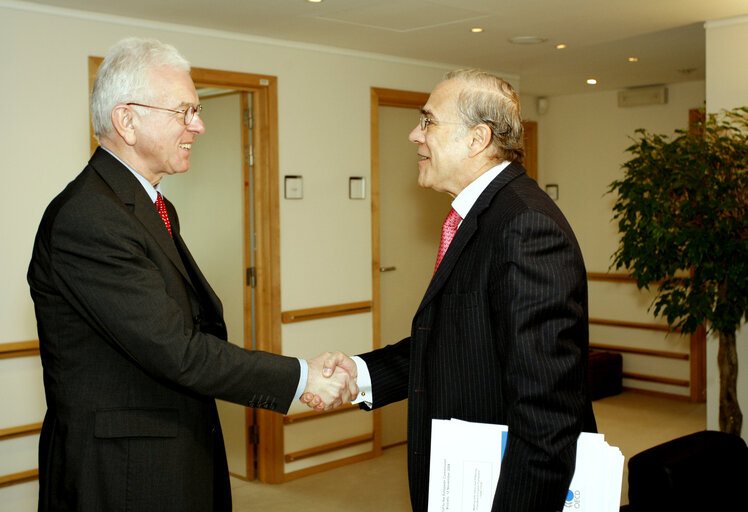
[0,340,39,360]
[0,422,43,442]
[622,372,690,388]
[281,301,372,324]
[587,272,635,282]
[589,317,675,333]
[0,469,39,489]
[284,433,374,463]
[283,404,359,425]
[590,343,689,360]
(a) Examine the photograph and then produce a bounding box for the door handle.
[379,266,397,273]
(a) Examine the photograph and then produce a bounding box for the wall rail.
[0,469,38,489]
[281,301,372,324]
[284,433,373,463]
[283,404,359,425]
[0,423,43,442]
[0,340,39,360]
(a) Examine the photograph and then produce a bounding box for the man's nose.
[189,113,206,134]
[408,124,424,143]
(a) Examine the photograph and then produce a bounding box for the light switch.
[545,184,559,201]
[349,177,366,199]
[284,175,303,199]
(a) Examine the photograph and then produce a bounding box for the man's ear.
[468,124,492,157]
[111,105,137,146]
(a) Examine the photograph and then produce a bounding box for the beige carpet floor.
[231,391,706,511]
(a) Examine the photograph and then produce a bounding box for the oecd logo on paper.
[565,489,581,508]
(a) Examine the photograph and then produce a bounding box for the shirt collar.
[100,146,162,203]
[451,161,511,220]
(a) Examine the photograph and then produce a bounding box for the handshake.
[300,351,359,411]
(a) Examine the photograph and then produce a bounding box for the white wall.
[705,14,748,440]
[535,81,706,397]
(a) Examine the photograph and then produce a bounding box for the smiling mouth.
[418,155,429,161]
[179,143,192,150]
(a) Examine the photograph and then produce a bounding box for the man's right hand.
[301,351,358,411]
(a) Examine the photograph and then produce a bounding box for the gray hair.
[444,69,524,163]
[91,37,190,140]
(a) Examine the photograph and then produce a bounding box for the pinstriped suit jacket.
[360,162,597,512]
[28,148,300,512]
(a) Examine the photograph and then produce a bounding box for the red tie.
[155,193,173,238]
[434,208,461,272]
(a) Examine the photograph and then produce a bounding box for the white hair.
[91,37,190,140]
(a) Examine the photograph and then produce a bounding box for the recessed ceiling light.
[508,36,547,45]
[471,27,484,33]
[628,57,639,62]
[586,79,598,85]
[306,0,323,3]
[556,44,567,50]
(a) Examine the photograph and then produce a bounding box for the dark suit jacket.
[28,148,300,512]
[360,163,597,512]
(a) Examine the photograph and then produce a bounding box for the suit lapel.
[89,148,196,290]
[414,163,527,317]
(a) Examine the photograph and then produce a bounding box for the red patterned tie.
[155,193,173,238]
[434,208,461,272]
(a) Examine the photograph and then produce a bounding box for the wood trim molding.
[283,404,359,425]
[281,301,372,324]
[284,433,374,463]
[0,469,38,489]
[370,87,429,463]
[622,372,690,388]
[589,317,674,333]
[283,451,376,482]
[522,121,538,181]
[590,343,689,360]
[0,422,42,442]
[0,340,39,359]
[587,272,635,283]
[690,325,707,401]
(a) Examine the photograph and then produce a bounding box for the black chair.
[621,430,748,511]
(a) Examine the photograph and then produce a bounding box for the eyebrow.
[420,107,433,116]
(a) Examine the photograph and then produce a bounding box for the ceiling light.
[508,36,547,45]
[628,57,639,62]
[471,27,484,33]
[306,0,323,3]
[586,79,598,85]
[556,44,567,50]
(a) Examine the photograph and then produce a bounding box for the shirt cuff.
[350,355,373,406]
[293,358,308,402]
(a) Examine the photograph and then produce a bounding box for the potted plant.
[609,107,748,436]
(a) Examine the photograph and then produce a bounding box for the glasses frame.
[419,114,466,131]
[126,102,203,125]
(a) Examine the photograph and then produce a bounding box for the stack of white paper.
[428,419,624,512]
[566,432,624,511]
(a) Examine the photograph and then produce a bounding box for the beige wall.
[705,14,748,439]
[533,81,706,397]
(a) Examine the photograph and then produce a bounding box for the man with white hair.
[28,37,354,512]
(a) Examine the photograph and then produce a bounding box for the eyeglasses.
[126,103,203,125]
[419,114,465,131]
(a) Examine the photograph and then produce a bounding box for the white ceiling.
[25,0,748,96]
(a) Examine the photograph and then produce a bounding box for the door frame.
[369,90,429,350]
[88,58,285,483]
